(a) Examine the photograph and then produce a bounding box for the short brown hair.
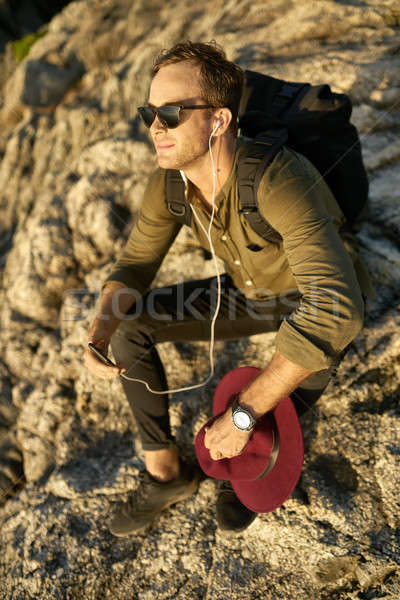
[152,41,244,134]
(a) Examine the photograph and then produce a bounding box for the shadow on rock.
[49,430,136,495]
[308,453,359,506]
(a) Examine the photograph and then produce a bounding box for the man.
[84,41,366,536]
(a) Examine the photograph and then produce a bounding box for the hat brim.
[197,366,304,513]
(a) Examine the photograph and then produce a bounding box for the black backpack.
[165,70,369,243]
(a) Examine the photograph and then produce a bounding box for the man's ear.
[213,107,233,135]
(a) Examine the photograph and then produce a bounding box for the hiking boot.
[109,460,200,537]
[216,480,257,536]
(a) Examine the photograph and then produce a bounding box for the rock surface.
[0,0,400,599]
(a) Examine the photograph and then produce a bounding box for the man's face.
[147,61,215,171]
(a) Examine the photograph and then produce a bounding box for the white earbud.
[210,118,222,138]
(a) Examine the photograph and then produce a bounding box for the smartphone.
[88,343,117,367]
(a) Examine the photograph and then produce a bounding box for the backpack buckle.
[167,202,186,217]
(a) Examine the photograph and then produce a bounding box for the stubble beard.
[155,136,209,172]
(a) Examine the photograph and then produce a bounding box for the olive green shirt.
[104,142,372,371]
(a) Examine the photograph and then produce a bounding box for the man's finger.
[211,450,224,460]
[204,427,211,448]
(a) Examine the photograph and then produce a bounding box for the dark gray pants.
[111,275,340,451]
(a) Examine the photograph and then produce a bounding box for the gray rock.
[2,54,84,122]
[21,57,84,107]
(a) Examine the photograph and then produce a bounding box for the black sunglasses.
[138,104,216,129]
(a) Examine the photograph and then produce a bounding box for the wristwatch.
[231,395,257,431]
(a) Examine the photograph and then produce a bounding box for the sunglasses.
[138,104,216,129]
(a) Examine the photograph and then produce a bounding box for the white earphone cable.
[120,122,222,393]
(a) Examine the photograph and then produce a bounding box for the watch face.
[234,410,251,430]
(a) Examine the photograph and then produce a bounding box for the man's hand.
[84,281,133,380]
[204,408,253,460]
[83,337,126,380]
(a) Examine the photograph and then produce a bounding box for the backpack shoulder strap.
[165,169,192,226]
[237,129,287,244]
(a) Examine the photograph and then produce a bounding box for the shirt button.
[234,260,240,265]
[245,280,253,286]
[221,235,227,241]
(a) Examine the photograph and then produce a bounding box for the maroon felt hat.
[195,366,304,513]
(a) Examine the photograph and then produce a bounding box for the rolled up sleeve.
[259,156,364,371]
[103,170,182,296]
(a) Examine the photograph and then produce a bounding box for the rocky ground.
[0,0,399,598]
